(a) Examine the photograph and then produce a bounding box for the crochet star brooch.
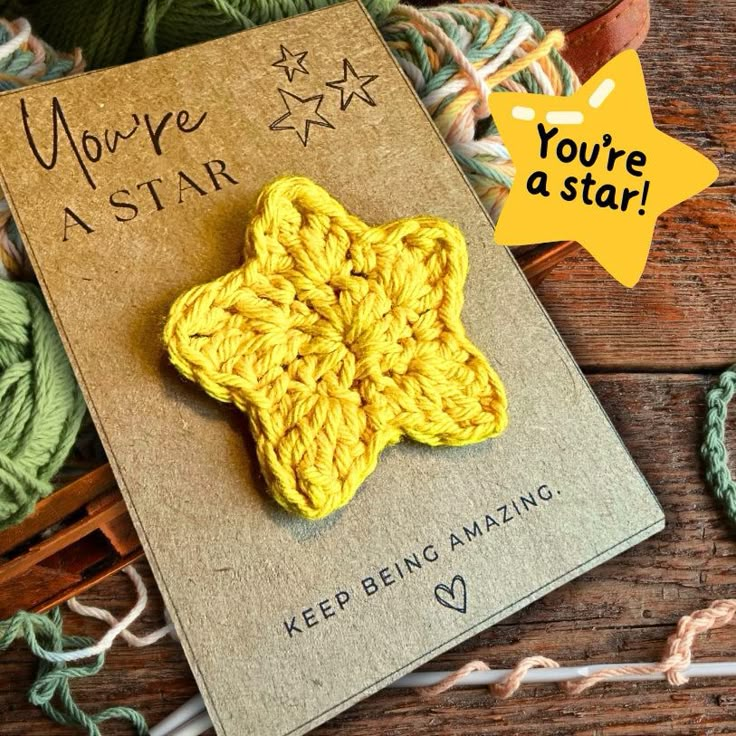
[164,176,507,519]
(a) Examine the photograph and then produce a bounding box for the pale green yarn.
[702,365,736,526]
[0,281,86,529]
[2,0,400,68]
[0,606,148,735]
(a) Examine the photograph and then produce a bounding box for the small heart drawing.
[434,575,467,614]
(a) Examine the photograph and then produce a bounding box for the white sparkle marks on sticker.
[511,106,535,121]
[546,110,584,125]
[588,78,615,108]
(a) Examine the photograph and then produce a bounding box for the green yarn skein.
[2,0,400,68]
[0,281,86,530]
[702,364,736,526]
[0,606,148,735]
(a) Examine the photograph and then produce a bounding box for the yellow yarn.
[483,29,566,91]
[164,176,507,519]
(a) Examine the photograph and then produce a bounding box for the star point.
[326,58,378,110]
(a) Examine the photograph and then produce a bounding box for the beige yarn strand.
[420,599,736,699]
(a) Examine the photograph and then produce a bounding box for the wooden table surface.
[2,1,735,734]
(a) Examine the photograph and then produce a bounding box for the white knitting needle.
[151,661,736,736]
[149,695,206,736]
[157,710,212,736]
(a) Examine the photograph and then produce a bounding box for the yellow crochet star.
[164,176,507,519]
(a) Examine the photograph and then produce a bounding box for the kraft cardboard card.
[0,4,664,735]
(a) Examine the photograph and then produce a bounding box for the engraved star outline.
[326,58,378,111]
[271,44,309,82]
[268,88,335,146]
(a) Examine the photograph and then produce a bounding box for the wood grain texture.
[1,0,734,734]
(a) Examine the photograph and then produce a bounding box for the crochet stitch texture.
[164,176,507,519]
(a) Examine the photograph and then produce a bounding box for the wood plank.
[1,373,735,735]
[0,565,80,619]
[0,495,127,585]
[0,464,114,556]
[536,194,736,372]
[34,549,145,614]
[517,241,581,287]
[87,493,142,557]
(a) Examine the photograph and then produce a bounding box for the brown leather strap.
[563,0,650,81]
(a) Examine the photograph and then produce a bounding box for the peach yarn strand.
[420,598,736,699]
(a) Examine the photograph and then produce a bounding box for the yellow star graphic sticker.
[164,176,507,520]
[491,50,718,287]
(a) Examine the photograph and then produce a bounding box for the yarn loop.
[0,607,148,736]
[702,364,736,525]
[0,281,86,529]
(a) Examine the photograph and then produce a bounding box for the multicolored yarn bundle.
[0,16,82,86]
[0,197,24,281]
[0,281,86,530]
[0,16,83,280]
[382,4,578,222]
